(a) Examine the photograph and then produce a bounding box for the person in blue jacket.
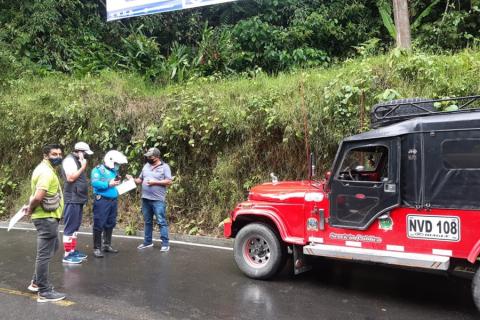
[90,150,129,258]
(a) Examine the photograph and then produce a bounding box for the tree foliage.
[0,1,480,234]
[1,0,477,82]
[1,50,480,233]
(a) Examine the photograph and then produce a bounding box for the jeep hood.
[248,181,324,204]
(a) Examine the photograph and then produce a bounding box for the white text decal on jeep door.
[407,215,460,241]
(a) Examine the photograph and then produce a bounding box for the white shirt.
[62,156,78,176]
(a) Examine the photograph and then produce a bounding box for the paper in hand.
[8,207,26,231]
[116,179,137,195]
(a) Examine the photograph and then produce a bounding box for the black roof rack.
[371,95,480,128]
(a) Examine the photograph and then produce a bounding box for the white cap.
[74,142,94,155]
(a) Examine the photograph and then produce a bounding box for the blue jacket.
[91,164,119,199]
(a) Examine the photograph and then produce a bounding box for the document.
[116,179,137,196]
[8,207,26,231]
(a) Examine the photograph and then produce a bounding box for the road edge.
[0,221,233,248]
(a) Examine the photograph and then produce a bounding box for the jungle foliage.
[0,0,480,235]
[0,0,479,83]
[1,50,480,234]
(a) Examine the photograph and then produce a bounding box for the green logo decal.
[378,216,393,231]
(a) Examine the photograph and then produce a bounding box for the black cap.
[144,147,161,157]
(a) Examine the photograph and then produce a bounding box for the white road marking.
[0,226,233,251]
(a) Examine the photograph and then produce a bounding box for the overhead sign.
[106,0,239,21]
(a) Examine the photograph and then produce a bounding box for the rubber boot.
[102,228,118,253]
[93,230,104,258]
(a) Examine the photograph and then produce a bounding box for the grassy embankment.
[1,49,479,236]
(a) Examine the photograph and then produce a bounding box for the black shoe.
[93,229,103,253]
[93,249,104,258]
[102,245,119,253]
[37,290,66,302]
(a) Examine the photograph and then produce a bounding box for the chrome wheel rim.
[243,236,271,268]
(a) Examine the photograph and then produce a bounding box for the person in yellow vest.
[23,144,66,302]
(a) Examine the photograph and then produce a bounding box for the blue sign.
[107,0,239,21]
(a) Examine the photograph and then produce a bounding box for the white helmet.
[104,150,128,169]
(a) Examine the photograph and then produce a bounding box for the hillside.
[1,49,479,235]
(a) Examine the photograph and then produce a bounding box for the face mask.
[146,158,155,165]
[114,164,120,171]
[49,157,62,166]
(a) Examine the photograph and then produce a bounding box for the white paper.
[116,179,137,196]
[8,207,26,231]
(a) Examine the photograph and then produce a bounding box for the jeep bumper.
[223,217,232,238]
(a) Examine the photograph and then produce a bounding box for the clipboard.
[116,179,137,195]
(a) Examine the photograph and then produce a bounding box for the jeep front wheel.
[472,266,480,311]
[234,223,285,280]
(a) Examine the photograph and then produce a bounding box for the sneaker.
[71,250,88,260]
[102,245,119,253]
[93,249,104,258]
[62,253,83,264]
[137,243,153,249]
[160,246,170,252]
[27,281,39,292]
[37,290,66,303]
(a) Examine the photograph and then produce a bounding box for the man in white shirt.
[60,142,93,264]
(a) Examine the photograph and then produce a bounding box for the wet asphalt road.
[0,228,478,320]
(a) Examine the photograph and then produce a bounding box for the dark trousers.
[92,197,118,232]
[32,218,59,293]
[92,197,118,249]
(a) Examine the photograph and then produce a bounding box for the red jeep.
[224,96,480,310]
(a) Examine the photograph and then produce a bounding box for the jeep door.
[328,138,400,230]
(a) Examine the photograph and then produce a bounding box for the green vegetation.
[0,1,479,81]
[1,49,480,235]
[1,0,479,235]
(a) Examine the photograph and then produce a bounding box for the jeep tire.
[472,266,480,311]
[234,223,285,280]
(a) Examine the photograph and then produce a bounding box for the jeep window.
[337,146,389,182]
[442,139,480,169]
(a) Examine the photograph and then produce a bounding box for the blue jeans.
[142,199,169,246]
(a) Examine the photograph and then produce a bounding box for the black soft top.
[346,110,480,142]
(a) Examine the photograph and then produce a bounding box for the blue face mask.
[49,157,63,166]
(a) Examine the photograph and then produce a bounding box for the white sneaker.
[160,246,170,252]
[27,281,39,292]
[137,243,154,249]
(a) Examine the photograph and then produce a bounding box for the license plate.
[407,215,460,242]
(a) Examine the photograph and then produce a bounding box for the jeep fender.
[468,240,480,264]
[232,208,305,245]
